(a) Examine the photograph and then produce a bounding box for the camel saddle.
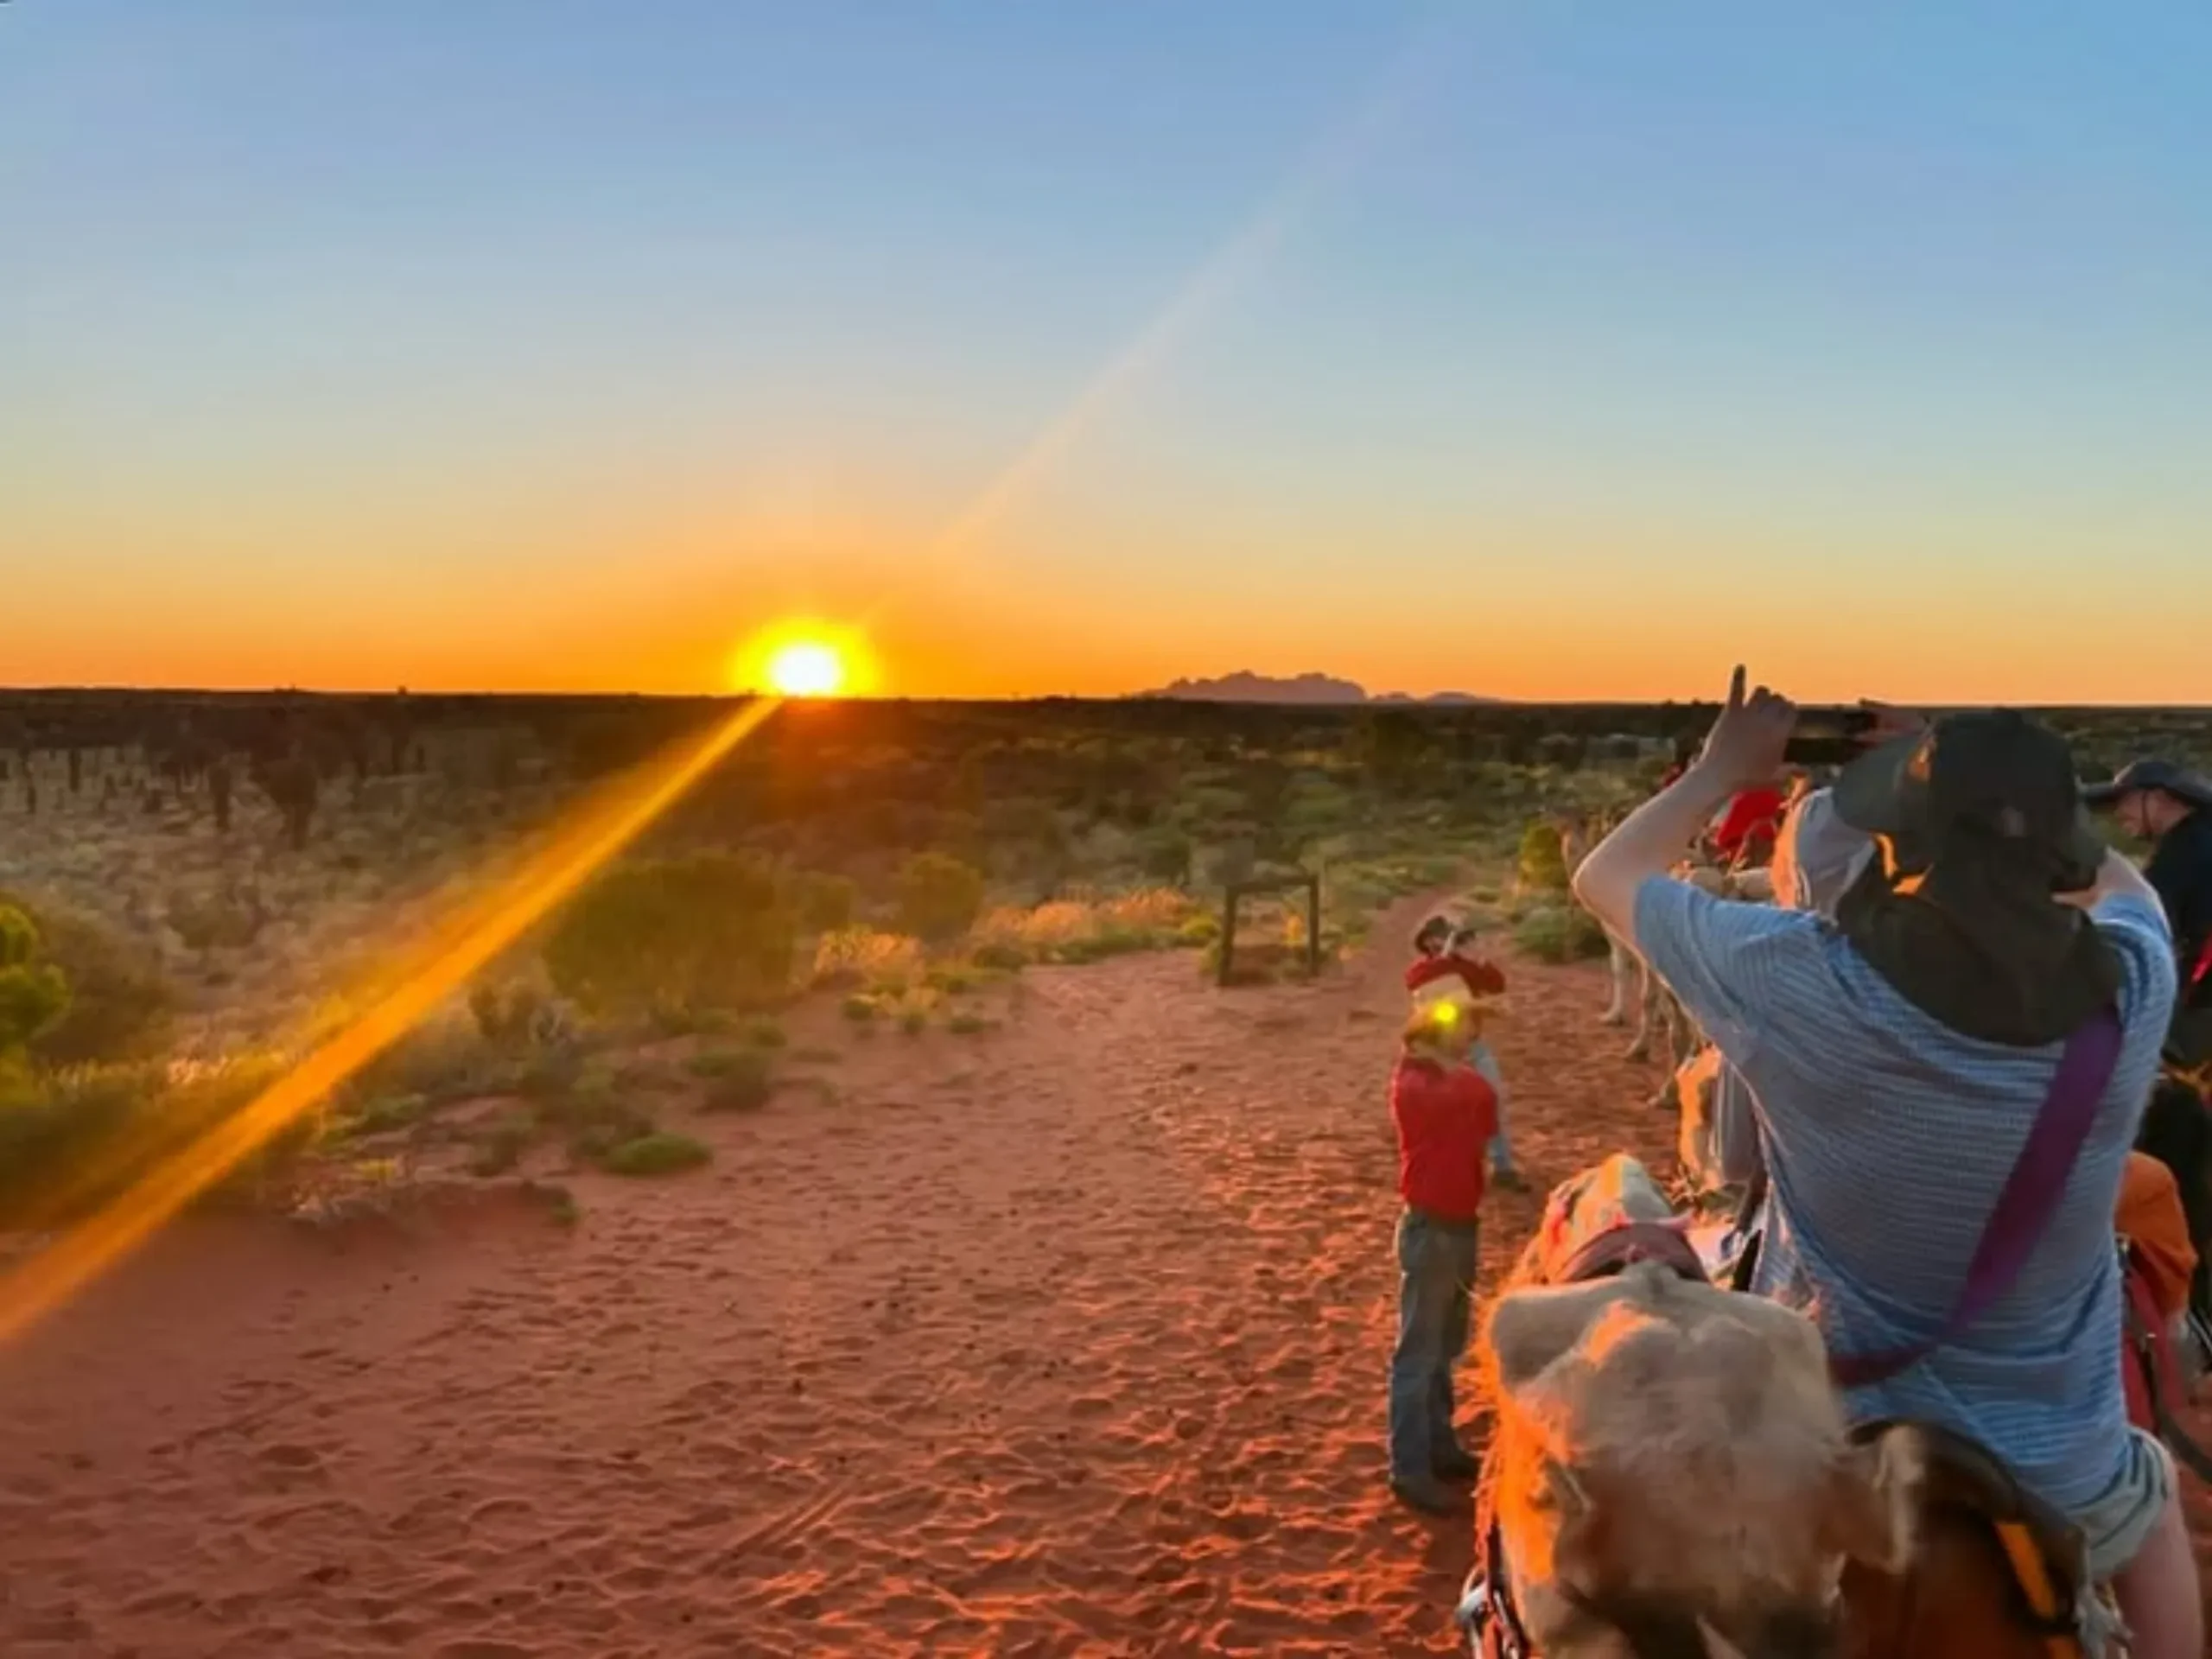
[1848,1419,2104,1656]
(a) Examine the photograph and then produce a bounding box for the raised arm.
[1573,667,1797,948]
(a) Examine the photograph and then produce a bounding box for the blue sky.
[6,3,2209,700]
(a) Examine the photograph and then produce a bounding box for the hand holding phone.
[1783,708,1878,766]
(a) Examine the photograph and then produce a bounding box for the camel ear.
[1819,1425,1923,1573]
[1485,1280,1624,1393]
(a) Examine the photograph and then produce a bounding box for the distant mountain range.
[1135,671,1500,706]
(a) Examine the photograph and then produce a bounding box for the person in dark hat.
[1570,669,2197,1659]
[2085,759,2212,1067]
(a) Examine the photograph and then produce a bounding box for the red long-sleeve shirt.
[1712,786,1785,863]
[1390,1055,1498,1224]
[1404,953,1507,998]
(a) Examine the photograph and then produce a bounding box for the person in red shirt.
[1709,782,1786,868]
[1408,917,1522,1189]
[1388,959,1501,1516]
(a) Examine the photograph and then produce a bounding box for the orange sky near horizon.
[10,497,2202,708]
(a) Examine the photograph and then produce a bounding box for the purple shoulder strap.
[1828,1007,2126,1390]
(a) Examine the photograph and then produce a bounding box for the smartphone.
[1783,708,1876,766]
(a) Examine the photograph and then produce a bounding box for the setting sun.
[766,640,848,699]
[732,620,878,699]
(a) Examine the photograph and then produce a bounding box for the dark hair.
[1412,915,1452,957]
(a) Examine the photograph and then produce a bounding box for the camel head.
[1481,1264,1923,1656]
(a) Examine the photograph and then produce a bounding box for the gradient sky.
[7,3,2209,703]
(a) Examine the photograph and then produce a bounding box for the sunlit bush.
[0,906,70,1063]
[0,893,168,1068]
[811,925,925,986]
[545,853,795,1015]
[1517,820,1571,893]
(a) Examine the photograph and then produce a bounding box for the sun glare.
[766,640,847,699]
[734,622,874,699]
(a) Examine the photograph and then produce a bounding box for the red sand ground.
[2,896,2208,1656]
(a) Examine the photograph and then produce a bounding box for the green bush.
[1138,830,1194,886]
[1516,821,1570,893]
[599,1131,712,1177]
[791,871,859,933]
[894,852,986,944]
[841,994,878,1024]
[694,1049,775,1112]
[1513,904,1611,964]
[971,941,1028,972]
[469,982,550,1049]
[545,853,796,1016]
[0,1051,303,1228]
[538,1080,654,1165]
[899,1008,928,1036]
[352,1014,505,1105]
[742,1016,788,1049]
[0,906,70,1061]
[467,1109,537,1177]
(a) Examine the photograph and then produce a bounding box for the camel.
[1558,816,1768,1099]
[1464,1154,2131,1658]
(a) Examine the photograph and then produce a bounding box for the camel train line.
[1452,727,2212,1659]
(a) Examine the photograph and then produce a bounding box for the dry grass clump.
[969,886,1198,965]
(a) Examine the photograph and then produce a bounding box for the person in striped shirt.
[1573,671,2199,1659]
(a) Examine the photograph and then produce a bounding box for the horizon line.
[2,682,2206,714]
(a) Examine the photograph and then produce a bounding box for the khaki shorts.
[2075,1428,2175,1580]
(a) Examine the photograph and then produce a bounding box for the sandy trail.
[1,900,2205,1656]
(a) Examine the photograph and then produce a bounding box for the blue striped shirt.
[1634,878,2177,1516]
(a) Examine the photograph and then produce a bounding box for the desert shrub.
[946,1014,988,1037]
[0,906,70,1063]
[690,1048,775,1109]
[702,1057,776,1113]
[469,982,553,1049]
[352,1012,505,1105]
[841,994,878,1024]
[599,1131,711,1177]
[545,853,795,1016]
[970,940,1028,972]
[537,1077,654,1165]
[791,871,859,933]
[899,1008,928,1036]
[164,890,264,956]
[811,926,924,988]
[0,1050,305,1227]
[346,1093,430,1136]
[741,1015,787,1049]
[467,1109,537,1177]
[968,888,1196,964]
[1513,904,1611,963]
[1516,821,1570,893]
[0,896,166,1068]
[895,852,986,944]
[1177,912,1221,947]
[1137,829,1193,886]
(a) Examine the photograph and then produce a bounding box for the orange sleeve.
[2118,1153,2198,1321]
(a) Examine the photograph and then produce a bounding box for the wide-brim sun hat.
[2081,758,2212,811]
[1831,709,2106,889]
